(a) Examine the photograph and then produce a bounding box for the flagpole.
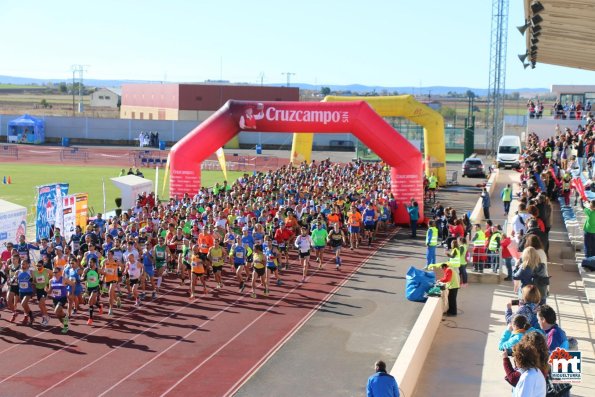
[102,178,106,214]
[155,165,159,200]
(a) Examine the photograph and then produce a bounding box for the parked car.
[462,158,486,177]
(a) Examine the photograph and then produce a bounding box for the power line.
[281,72,296,87]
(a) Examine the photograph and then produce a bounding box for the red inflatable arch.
[169,100,424,223]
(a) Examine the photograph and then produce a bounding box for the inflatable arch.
[168,100,424,223]
[291,95,446,185]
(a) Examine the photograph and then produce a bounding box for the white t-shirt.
[295,235,314,253]
[512,368,546,397]
[127,261,142,279]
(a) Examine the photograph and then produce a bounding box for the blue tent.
[8,114,45,144]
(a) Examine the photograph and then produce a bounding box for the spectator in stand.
[508,335,547,396]
[518,219,548,255]
[580,199,595,257]
[511,203,529,242]
[505,285,541,330]
[498,314,538,352]
[537,305,569,353]
[481,188,491,220]
[513,247,539,297]
[502,332,549,393]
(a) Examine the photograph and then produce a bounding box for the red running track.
[0,230,396,397]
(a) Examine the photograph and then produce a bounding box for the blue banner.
[36,183,69,241]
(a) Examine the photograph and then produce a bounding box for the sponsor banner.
[61,195,76,241]
[0,206,27,253]
[35,183,69,241]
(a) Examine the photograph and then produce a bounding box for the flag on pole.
[216,147,228,181]
[155,165,159,200]
[102,178,106,214]
[162,154,170,197]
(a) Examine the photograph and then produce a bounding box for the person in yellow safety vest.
[472,224,486,273]
[445,238,468,286]
[501,184,514,216]
[428,172,438,203]
[428,262,460,316]
[426,220,439,268]
[562,172,572,207]
[487,225,502,273]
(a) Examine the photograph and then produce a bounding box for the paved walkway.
[414,170,595,397]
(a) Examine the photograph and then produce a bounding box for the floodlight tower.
[486,0,509,156]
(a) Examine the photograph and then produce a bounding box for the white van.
[497,135,522,169]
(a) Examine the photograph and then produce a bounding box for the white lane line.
[161,229,398,397]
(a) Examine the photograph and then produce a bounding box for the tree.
[40,99,49,108]
[465,90,476,99]
[320,87,331,96]
[440,106,457,119]
[58,82,68,93]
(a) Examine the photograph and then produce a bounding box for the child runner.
[250,245,268,297]
[48,267,75,333]
[295,227,314,283]
[17,259,35,325]
[83,257,103,325]
[327,223,346,270]
[32,260,51,326]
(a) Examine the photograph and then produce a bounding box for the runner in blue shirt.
[362,202,377,246]
[17,259,35,325]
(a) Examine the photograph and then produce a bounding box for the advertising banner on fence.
[0,199,27,255]
[61,195,76,242]
[36,183,69,241]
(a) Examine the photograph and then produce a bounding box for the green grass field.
[0,84,46,90]
[0,164,244,217]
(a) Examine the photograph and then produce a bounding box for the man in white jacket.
[295,227,314,283]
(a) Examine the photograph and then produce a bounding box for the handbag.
[546,374,572,397]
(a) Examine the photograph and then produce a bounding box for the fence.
[0,145,18,159]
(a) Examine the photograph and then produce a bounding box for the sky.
[1,0,593,89]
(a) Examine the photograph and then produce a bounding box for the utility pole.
[281,72,295,87]
[71,64,89,114]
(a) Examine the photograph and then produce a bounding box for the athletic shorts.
[253,267,265,276]
[191,270,205,276]
[212,266,223,273]
[68,285,83,296]
[9,285,19,295]
[105,280,117,285]
[348,226,360,234]
[332,245,342,252]
[266,264,277,271]
[53,297,68,307]
[246,254,253,263]
[155,262,165,270]
[278,245,287,252]
[314,245,325,251]
[299,251,310,258]
[364,224,375,231]
[87,286,100,294]
[233,262,244,269]
[144,266,155,277]
[129,278,140,286]
[19,291,33,298]
[198,253,208,261]
[429,187,436,191]
[36,288,47,300]
[117,269,123,278]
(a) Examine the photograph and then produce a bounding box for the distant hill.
[0,74,549,96]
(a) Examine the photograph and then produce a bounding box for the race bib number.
[52,289,62,297]
[201,244,208,249]
[279,243,286,248]
[88,275,97,283]
[156,251,165,258]
[36,276,45,283]
[105,268,115,275]
[365,216,372,222]
[19,281,29,289]
[177,244,184,251]
[236,252,244,258]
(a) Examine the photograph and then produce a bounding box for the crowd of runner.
[0,159,399,334]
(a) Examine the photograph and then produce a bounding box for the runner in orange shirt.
[197,226,215,276]
[347,204,362,250]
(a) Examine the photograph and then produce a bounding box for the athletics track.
[0,230,396,397]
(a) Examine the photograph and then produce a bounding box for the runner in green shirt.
[311,223,329,268]
[83,257,102,326]
[32,260,51,326]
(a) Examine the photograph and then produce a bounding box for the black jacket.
[519,226,548,253]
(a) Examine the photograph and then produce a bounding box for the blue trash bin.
[256,145,262,154]
[159,141,166,150]
[61,137,70,147]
